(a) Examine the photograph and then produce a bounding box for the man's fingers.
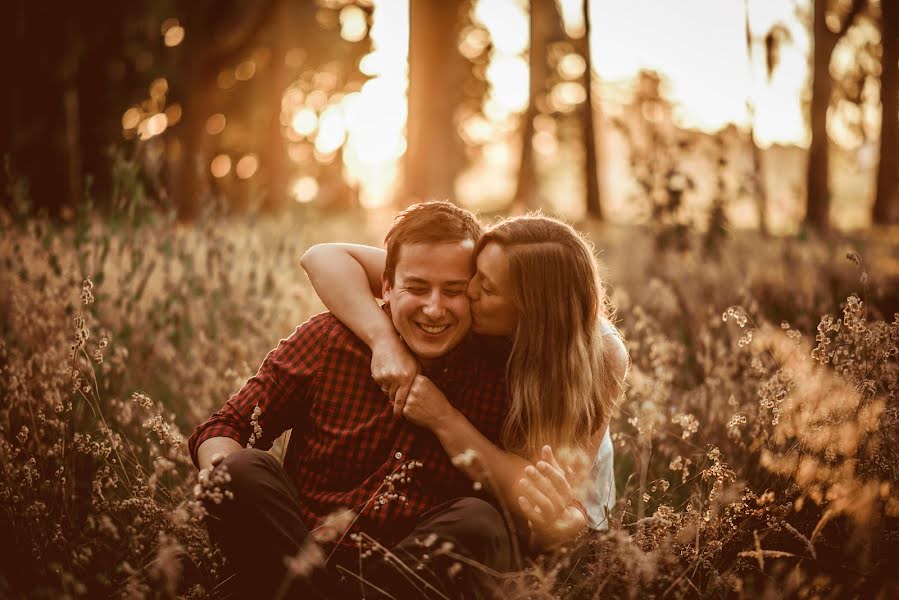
[387,381,401,402]
[210,453,225,467]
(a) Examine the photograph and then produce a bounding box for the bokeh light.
[210,154,232,178]
[291,109,318,136]
[291,176,319,203]
[121,107,141,130]
[206,113,226,135]
[235,154,259,179]
[162,19,185,48]
[340,6,368,42]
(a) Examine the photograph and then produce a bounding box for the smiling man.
[188,202,512,599]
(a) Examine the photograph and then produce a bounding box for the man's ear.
[381,275,392,302]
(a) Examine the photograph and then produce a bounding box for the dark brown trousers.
[203,449,515,599]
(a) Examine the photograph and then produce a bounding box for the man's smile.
[414,322,451,335]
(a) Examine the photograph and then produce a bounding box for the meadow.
[1,200,897,598]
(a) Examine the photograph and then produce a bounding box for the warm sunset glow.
[271,0,813,210]
[315,106,347,154]
[210,154,232,178]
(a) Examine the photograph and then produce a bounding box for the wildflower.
[283,539,325,579]
[721,306,748,327]
[80,278,94,305]
[451,448,479,468]
[246,404,263,448]
[311,509,355,544]
[131,391,154,410]
[671,414,698,439]
[447,563,463,578]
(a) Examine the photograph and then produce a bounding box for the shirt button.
[394,451,403,460]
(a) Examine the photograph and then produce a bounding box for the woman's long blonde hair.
[477,215,627,462]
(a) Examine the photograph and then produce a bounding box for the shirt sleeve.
[187,312,332,468]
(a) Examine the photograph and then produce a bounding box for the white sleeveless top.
[583,427,615,530]
[581,322,619,530]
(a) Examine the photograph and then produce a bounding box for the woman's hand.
[400,375,458,431]
[370,334,418,406]
[516,445,586,544]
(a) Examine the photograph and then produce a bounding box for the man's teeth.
[417,323,449,334]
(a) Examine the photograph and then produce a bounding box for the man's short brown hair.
[383,201,483,285]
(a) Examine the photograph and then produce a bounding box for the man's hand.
[400,375,457,430]
[370,334,418,408]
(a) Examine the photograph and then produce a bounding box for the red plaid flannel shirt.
[188,310,510,547]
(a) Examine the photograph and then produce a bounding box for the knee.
[445,498,511,566]
[212,448,279,503]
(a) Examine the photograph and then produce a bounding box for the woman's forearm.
[433,410,586,546]
[300,244,396,348]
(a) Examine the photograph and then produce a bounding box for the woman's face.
[468,242,518,337]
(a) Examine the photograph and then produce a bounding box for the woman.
[301,213,628,549]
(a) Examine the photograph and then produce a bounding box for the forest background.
[1,0,898,598]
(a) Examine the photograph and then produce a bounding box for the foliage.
[1,201,897,598]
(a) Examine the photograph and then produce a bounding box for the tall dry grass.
[1,202,896,598]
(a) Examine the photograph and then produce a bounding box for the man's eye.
[407,288,427,295]
[444,289,465,297]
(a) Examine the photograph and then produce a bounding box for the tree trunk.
[744,0,768,234]
[403,0,464,205]
[174,1,277,221]
[513,0,552,210]
[260,0,292,214]
[174,60,219,222]
[806,1,837,231]
[873,0,899,224]
[582,0,602,219]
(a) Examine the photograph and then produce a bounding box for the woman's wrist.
[430,406,466,444]
[369,328,406,353]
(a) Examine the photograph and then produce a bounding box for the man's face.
[383,241,474,360]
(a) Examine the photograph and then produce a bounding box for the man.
[189,202,513,599]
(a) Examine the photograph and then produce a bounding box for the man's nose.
[466,280,479,300]
[422,290,446,319]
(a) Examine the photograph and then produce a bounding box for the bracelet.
[568,498,589,524]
